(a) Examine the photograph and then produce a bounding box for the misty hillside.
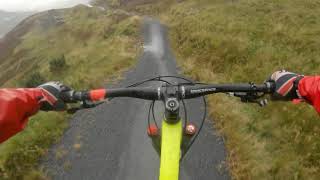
[0,4,141,179]
[0,10,34,38]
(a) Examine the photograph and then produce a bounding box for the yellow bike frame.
[159,119,182,180]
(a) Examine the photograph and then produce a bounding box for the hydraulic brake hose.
[183,82,275,99]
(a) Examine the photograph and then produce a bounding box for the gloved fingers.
[265,70,285,83]
[61,85,72,92]
[54,81,71,91]
[270,70,297,81]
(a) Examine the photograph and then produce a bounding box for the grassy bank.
[165,1,320,179]
[0,5,141,179]
[107,0,320,179]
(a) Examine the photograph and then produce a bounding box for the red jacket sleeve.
[298,76,320,114]
[0,88,44,143]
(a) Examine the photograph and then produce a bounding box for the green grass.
[0,113,66,179]
[0,5,141,179]
[112,0,320,179]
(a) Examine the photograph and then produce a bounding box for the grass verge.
[111,0,320,179]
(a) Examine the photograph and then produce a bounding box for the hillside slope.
[98,0,320,179]
[0,5,141,179]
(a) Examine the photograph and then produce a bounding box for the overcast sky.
[0,0,90,12]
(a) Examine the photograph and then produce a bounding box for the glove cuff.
[294,75,304,99]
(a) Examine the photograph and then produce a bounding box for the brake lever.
[228,92,268,107]
[66,100,105,114]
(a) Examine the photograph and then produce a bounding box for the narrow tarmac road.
[44,19,230,180]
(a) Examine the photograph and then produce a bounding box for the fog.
[0,0,91,12]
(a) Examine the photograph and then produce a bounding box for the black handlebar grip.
[265,82,276,93]
[61,90,89,103]
[60,91,75,103]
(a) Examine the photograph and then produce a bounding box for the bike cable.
[125,75,207,160]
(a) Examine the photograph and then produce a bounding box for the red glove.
[267,70,303,100]
[37,81,71,111]
[268,70,320,114]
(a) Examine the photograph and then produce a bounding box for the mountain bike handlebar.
[184,83,274,98]
[61,82,275,103]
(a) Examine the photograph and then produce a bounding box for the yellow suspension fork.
[159,119,182,180]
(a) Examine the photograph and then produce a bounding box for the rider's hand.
[267,70,304,100]
[38,81,72,111]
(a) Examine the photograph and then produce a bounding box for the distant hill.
[0,10,34,38]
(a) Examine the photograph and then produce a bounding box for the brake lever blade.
[81,100,105,108]
[228,92,268,107]
[67,107,81,114]
[66,101,105,114]
[258,99,268,107]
